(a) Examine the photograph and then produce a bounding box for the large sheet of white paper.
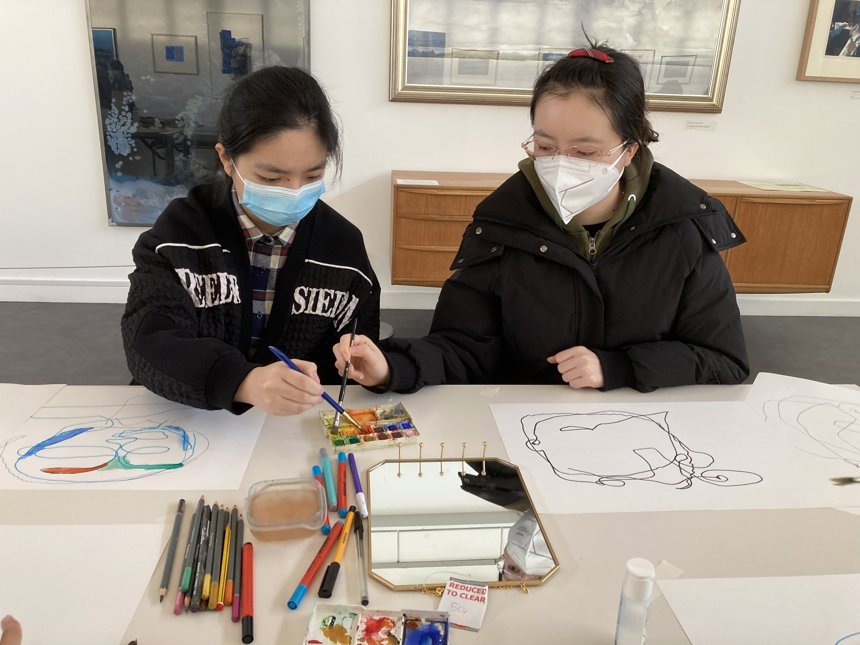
[660,574,860,645]
[492,393,860,514]
[0,383,64,434]
[0,524,164,645]
[745,372,860,474]
[0,385,264,490]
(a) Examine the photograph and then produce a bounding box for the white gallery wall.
[0,0,858,315]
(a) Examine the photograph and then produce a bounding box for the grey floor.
[0,302,857,386]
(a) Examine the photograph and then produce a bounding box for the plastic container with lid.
[245,478,326,540]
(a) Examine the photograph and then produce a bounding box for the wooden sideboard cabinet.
[391,170,852,293]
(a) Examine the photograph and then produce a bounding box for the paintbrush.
[334,318,359,428]
[268,346,363,430]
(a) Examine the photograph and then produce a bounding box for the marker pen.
[347,452,369,519]
[337,452,348,518]
[287,521,344,610]
[320,448,337,511]
[312,465,332,535]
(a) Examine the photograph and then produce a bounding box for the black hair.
[530,38,659,151]
[217,66,342,183]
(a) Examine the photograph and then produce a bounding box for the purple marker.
[347,452,369,518]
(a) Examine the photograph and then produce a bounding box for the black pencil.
[189,504,211,612]
[158,498,185,602]
[231,515,244,623]
[180,496,205,594]
[208,506,227,610]
[202,503,222,604]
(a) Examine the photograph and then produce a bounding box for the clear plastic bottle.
[614,557,656,645]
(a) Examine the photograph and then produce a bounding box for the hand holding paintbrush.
[333,328,391,389]
[334,318,359,428]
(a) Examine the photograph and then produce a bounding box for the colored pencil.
[216,507,232,610]
[180,496,205,593]
[189,504,212,612]
[231,515,244,623]
[224,506,238,606]
[158,498,185,602]
[207,506,226,609]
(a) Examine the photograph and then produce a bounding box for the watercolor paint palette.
[319,402,419,450]
[304,603,448,645]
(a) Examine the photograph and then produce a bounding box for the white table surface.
[5,384,860,644]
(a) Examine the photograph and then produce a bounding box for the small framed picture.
[449,48,499,86]
[657,54,697,85]
[536,48,569,78]
[151,33,199,75]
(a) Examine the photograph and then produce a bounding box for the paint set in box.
[319,402,419,449]
[304,603,449,645]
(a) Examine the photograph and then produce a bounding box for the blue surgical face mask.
[232,162,325,228]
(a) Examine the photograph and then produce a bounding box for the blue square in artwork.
[165,46,185,62]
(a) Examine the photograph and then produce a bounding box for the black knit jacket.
[122,183,380,413]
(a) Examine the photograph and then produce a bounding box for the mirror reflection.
[367,458,558,589]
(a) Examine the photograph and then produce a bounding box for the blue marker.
[320,448,337,512]
[268,346,362,430]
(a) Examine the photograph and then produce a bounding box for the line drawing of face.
[763,395,860,468]
[3,400,207,484]
[521,410,762,488]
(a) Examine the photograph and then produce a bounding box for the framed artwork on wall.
[92,27,118,62]
[86,0,310,226]
[390,0,741,112]
[798,0,860,82]
[151,34,199,75]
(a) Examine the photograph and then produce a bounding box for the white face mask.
[534,147,627,224]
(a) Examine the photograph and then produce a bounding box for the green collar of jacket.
[519,147,654,258]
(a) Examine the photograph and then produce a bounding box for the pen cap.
[318,562,341,598]
[621,558,655,602]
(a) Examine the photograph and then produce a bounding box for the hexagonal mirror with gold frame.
[367,457,559,591]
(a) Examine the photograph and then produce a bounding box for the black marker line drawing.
[763,395,860,469]
[521,410,762,488]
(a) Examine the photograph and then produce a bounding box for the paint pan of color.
[319,402,420,451]
[245,478,326,540]
[402,610,449,645]
[304,603,361,645]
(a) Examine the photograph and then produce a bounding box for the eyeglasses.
[521,135,629,162]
